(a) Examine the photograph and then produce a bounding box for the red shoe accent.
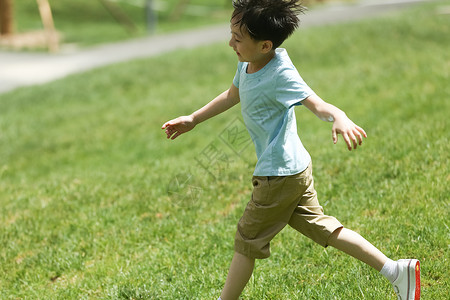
[414,260,421,300]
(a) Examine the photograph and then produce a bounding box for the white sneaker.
[392,259,421,300]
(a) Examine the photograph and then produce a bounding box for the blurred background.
[0,0,335,51]
[0,0,236,51]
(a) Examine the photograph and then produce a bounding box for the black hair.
[231,0,306,49]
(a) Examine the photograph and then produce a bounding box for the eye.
[230,32,240,43]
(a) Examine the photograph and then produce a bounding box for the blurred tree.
[99,0,137,34]
[0,0,14,35]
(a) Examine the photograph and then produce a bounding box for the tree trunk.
[0,0,14,35]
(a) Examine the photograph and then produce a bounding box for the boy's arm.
[302,94,367,151]
[162,84,240,140]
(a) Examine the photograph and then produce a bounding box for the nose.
[229,37,234,48]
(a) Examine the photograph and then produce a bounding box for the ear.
[260,40,273,53]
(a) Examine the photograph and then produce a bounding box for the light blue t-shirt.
[233,48,314,176]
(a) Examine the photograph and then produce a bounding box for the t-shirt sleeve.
[276,67,315,108]
[233,62,243,88]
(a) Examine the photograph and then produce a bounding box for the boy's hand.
[162,115,196,140]
[332,116,367,151]
[302,95,367,151]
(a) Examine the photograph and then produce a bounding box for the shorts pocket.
[251,176,270,205]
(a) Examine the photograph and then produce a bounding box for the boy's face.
[229,20,272,64]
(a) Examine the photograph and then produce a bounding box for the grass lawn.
[0,1,449,299]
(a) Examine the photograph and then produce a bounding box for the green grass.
[1,1,449,299]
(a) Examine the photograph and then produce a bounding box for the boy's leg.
[328,227,421,299]
[220,252,255,300]
[327,227,387,271]
[287,164,420,298]
[286,164,387,271]
[221,173,305,299]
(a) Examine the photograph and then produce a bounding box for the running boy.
[162,0,420,299]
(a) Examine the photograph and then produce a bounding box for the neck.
[247,51,275,74]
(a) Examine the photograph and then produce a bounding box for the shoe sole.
[414,260,421,300]
[407,259,421,300]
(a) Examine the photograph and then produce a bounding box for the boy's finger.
[171,131,182,140]
[332,130,338,144]
[342,133,352,151]
[357,125,367,138]
[162,119,177,129]
[349,131,358,149]
[354,129,363,145]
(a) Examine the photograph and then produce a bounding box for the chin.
[237,56,248,62]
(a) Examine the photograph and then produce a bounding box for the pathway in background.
[0,0,426,94]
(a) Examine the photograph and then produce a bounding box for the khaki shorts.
[235,162,343,259]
